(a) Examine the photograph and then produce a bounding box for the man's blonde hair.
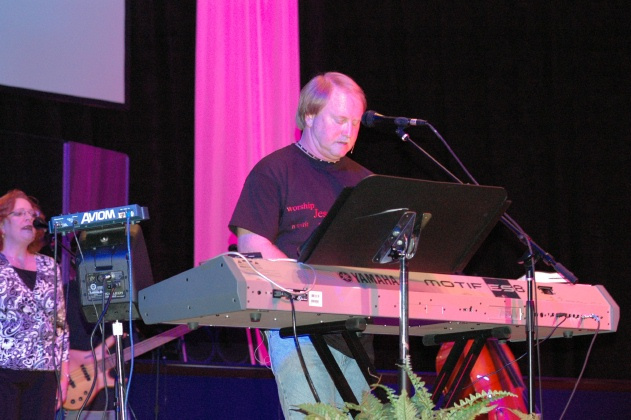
[296,72,367,130]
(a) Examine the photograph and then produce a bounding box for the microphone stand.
[394,125,578,282]
[113,320,128,420]
[373,209,424,396]
[392,124,579,414]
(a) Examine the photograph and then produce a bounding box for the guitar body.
[63,324,189,410]
[65,337,117,411]
[436,340,528,419]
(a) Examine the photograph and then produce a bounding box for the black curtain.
[0,1,628,380]
[299,1,630,379]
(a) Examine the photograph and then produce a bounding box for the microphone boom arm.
[393,124,578,284]
[395,127,463,184]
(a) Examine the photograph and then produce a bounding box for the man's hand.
[236,228,288,259]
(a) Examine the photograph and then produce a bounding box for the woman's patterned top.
[0,253,69,370]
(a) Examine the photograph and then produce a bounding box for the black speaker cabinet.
[77,224,153,323]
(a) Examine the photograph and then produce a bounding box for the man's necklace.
[295,142,338,164]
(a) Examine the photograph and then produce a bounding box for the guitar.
[436,340,527,419]
[64,324,190,410]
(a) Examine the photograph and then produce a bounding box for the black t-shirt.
[12,266,37,290]
[230,143,374,359]
[230,143,371,257]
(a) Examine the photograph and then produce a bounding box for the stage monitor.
[77,224,153,323]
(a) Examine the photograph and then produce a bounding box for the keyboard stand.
[279,318,386,416]
[422,326,512,407]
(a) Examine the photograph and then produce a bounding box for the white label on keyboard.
[309,291,323,307]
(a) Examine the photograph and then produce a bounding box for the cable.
[253,330,271,367]
[100,300,110,416]
[466,315,569,390]
[51,223,67,419]
[289,295,321,403]
[217,251,317,298]
[399,121,579,415]
[74,229,114,416]
[71,227,85,265]
[77,289,115,420]
[153,347,161,420]
[558,315,601,420]
[533,264,544,417]
[125,213,135,414]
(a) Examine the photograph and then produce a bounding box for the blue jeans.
[266,330,369,419]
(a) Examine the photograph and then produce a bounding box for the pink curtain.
[194,1,300,265]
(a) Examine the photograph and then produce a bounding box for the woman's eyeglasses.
[8,209,41,219]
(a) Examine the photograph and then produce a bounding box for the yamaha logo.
[338,272,353,282]
[337,271,399,285]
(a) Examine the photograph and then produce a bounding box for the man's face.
[305,87,364,162]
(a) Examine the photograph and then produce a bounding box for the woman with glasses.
[0,189,69,419]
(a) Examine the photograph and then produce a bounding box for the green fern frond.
[438,389,516,420]
[373,382,401,407]
[298,356,531,420]
[352,391,392,420]
[408,377,435,413]
[403,357,428,395]
[391,389,420,420]
[443,401,496,420]
[400,356,436,413]
[454,389,516,408]
[297,402,348,420]
[506,408,541,419]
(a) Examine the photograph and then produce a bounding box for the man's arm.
[236,228,287,259]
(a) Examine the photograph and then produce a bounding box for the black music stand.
[299,175,508,274]
[298,174,509,397]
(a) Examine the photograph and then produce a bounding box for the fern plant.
[297,358,537,420]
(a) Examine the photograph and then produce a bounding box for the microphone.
[361,110,427,128]
[33,217,48,230]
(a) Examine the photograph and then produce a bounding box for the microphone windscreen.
[361,110,378,127]
[33,217,48,230]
